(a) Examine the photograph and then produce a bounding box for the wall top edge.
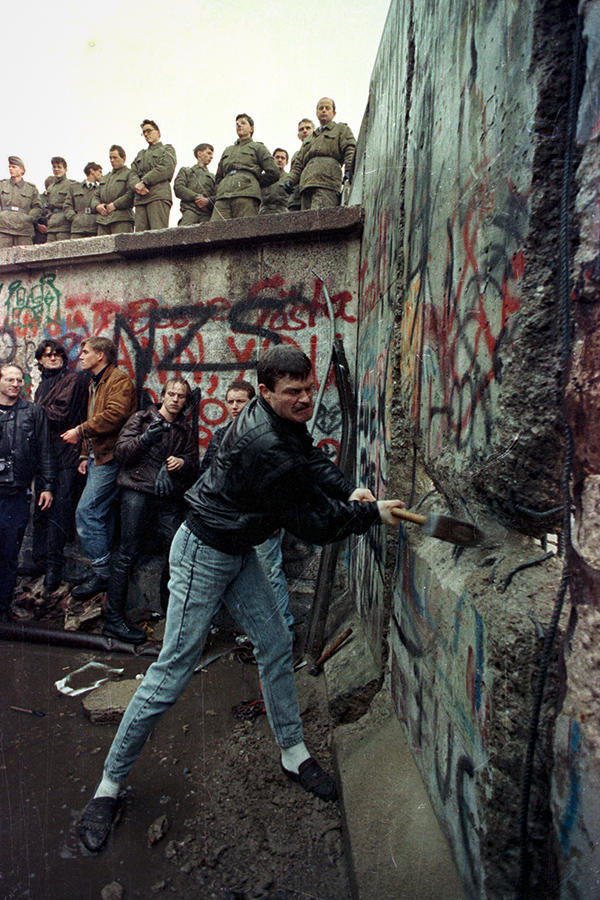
[0,206,364,273]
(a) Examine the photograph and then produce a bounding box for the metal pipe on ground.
[0,621,161,657]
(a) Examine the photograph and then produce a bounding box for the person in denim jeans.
[61,337,136,599]
[79,346,404,852]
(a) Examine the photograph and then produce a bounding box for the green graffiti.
[5,274,61,330]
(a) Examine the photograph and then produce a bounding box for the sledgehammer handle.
[391,508,427,526]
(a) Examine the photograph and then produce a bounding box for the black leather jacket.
[185,395,380,554]
[114,406,198,495]
[0,397,57,494]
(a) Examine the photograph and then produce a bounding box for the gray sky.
[5,0,390,193]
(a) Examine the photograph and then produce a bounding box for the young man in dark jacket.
[103,378,198,643]
[32,339,88,590]
[79,346,404,851]
[0,364,56,621]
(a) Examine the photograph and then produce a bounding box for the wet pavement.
[0,640,261,900]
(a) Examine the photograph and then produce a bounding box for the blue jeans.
[0,492,31,612]
[256,532,293,629]
[104,524,303,782]
[75,456,120,576]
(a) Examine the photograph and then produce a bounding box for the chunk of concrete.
[82,678,140,724]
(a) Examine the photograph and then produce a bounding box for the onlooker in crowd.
[129,120,177,232]
[210,114,279,221]
[78,345,404,852]
[31,339,88,591]
[93,145,135,235]
[0,364,56,622]
[287,119,314,212]
[285,98,355,210]
[103,378,198,643]
[0,156,43,248]
[174,143,216,226]
[61,337,136,600]
[65,162,103,239]
[199,379,294,632]
[259,148,290,215]
[46,157,75,242]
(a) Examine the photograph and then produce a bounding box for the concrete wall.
[347,0,589,898]
[0,211,361,461]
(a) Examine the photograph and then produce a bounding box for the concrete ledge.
[0,206,364,273]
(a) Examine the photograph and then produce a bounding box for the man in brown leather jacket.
[210,114,279,221]
[61,337,137,599]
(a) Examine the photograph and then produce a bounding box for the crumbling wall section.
[349,0,582,897]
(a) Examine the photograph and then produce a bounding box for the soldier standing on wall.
[284,98,355,210]
[129,120,177,232]
[0,156,43,249]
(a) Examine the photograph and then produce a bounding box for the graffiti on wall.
[390,535,489,896]
[402,69,529,463]
[0,272,355,452]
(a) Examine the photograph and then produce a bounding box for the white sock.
[93,773,120,800]
[280,741,310,774]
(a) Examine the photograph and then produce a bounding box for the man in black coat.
[103,378,198,643]
[32,339,88,590]
[0,364,56,621]
[79,346,404,851]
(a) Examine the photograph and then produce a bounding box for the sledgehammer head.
[391,507,482,546]
[422,513,481,546]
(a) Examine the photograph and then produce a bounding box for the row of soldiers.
[0,98,355,248]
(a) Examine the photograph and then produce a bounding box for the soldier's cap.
[8,156,25,170]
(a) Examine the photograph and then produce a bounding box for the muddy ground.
[1,567,352,900]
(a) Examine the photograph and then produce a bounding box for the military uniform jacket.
[288,122,356,193]
[92,167,134,225]
[174,165,216,213]
[260,171,290,213]
[0,178,42,237]
[64,181,98,235]
[128,142,177,206]
[214,139,279,201]
[46,176,77,234]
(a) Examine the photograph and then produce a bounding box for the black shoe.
[103,619,147,644]
[79,795,118,853]
[281,757,338,802]
[44,568,62,592]
[71,574,107,600]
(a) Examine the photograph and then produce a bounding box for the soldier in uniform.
[93,145,135,235]
[259,148,290,215]
[65,163,103,239]
[46,158,76,242]
[210,114,279,221]
[128,120,176,232]
[0,156,43,248]
[174,143,216,226]
[287,119,314,212]
[284,99,355,211]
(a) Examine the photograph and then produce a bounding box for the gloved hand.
[342,172,352,186]
[282,180,294,195]
[140,418,168,449]
[155,462,175,497]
